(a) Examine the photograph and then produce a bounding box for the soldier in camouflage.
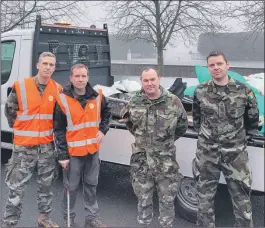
[192,51,259,227]
[2,52,60,227]
[121,67,188,227]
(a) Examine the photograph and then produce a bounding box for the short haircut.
[38,52,56,63]
[141,66,160,79]
[206,50,228,63]
[70,63,89,76]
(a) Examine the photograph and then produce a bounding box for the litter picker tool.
[63,168,70,227]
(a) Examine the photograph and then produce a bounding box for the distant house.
[197,31,264,61]
[109,34,156,60]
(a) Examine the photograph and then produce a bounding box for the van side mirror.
[7,87,12,96]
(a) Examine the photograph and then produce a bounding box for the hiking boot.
[159,220,174,228]
[138,223,152,227]
[85,219,107,227]
[1,220,15,227]
[37,213,59,227]
[137,220,151,227]
[160,224,173,228]
[64,217,79,227]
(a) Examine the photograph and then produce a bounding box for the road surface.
[1,162,264,227]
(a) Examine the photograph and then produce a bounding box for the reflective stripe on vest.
[67,138,98,147]
[16,80,60,121]
[17,114,53,121]
[59,89,101,147]
[19,79,28,115]
[14,129,53,137]
[67,121,99,131]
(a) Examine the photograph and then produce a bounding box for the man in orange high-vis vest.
[2,52,61,228]
[53,64,111,227]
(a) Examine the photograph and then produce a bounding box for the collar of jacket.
[33,75,51,87]
[62,82,98,100]
[207,76,239,93]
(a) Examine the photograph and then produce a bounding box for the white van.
[1,16,264,223]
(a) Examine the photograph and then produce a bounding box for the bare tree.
[1,1,92,33]
[101,0,230,76]
[223,1,264,40]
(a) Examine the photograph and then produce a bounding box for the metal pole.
[63,168,70,227]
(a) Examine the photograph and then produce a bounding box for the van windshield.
[1,40,16,85]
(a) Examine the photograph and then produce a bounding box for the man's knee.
[132,177,154,199]
[67,158,83,190]
[5,161,30,190]
[84,154,101,186]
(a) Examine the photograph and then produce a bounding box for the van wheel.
[175,177,198,223]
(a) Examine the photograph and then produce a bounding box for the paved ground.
[1,161,264,227]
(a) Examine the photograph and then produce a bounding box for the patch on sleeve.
[248,91,254,100]
[173,96,181,105]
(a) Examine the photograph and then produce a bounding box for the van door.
[1,35,21,132]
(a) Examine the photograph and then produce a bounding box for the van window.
[1,41,16,85]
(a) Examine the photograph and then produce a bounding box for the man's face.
[207,55,230,80]
[141,69,160,96]
[36,56,56,80]
[70,67,89,90]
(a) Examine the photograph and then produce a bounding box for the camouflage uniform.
[192,78,259,227]
[3,77,58,227]
[121,86,188,227]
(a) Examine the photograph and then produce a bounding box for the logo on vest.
[89,103,94,109]
[48,95,54,101]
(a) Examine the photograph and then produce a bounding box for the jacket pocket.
[130,108,147,134]
[226,106,245,119]
[130,108,146,122]
[201,104,215,116]
[156,110,174,128]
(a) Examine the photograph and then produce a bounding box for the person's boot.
[64,217,79,227]
[1,220,15,227]
[137,220,152,227]
[159,219,174,228]
[37,213,59,227]
[84,219,107,227]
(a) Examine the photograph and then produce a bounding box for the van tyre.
[175,177,198,224]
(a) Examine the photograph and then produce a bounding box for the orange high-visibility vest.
[57,89,102,156]
[13,77,62,146]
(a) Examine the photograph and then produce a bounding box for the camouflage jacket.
[5,76,48,128]
[121,86,188,168]
[53,82,111,160]
[193,77,259,149]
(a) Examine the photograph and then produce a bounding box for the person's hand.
[258,116,264,126]
[59,159,70,169]
[96,131,104,143]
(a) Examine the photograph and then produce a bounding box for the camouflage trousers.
[130,152,182,227]
[193,149,253,227]
[3,143,57,226]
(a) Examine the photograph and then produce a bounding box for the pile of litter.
[245,73,264,96]
[94,65,264,135]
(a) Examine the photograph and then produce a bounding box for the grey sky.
[71,1,244,31]
[61,1,247,57]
